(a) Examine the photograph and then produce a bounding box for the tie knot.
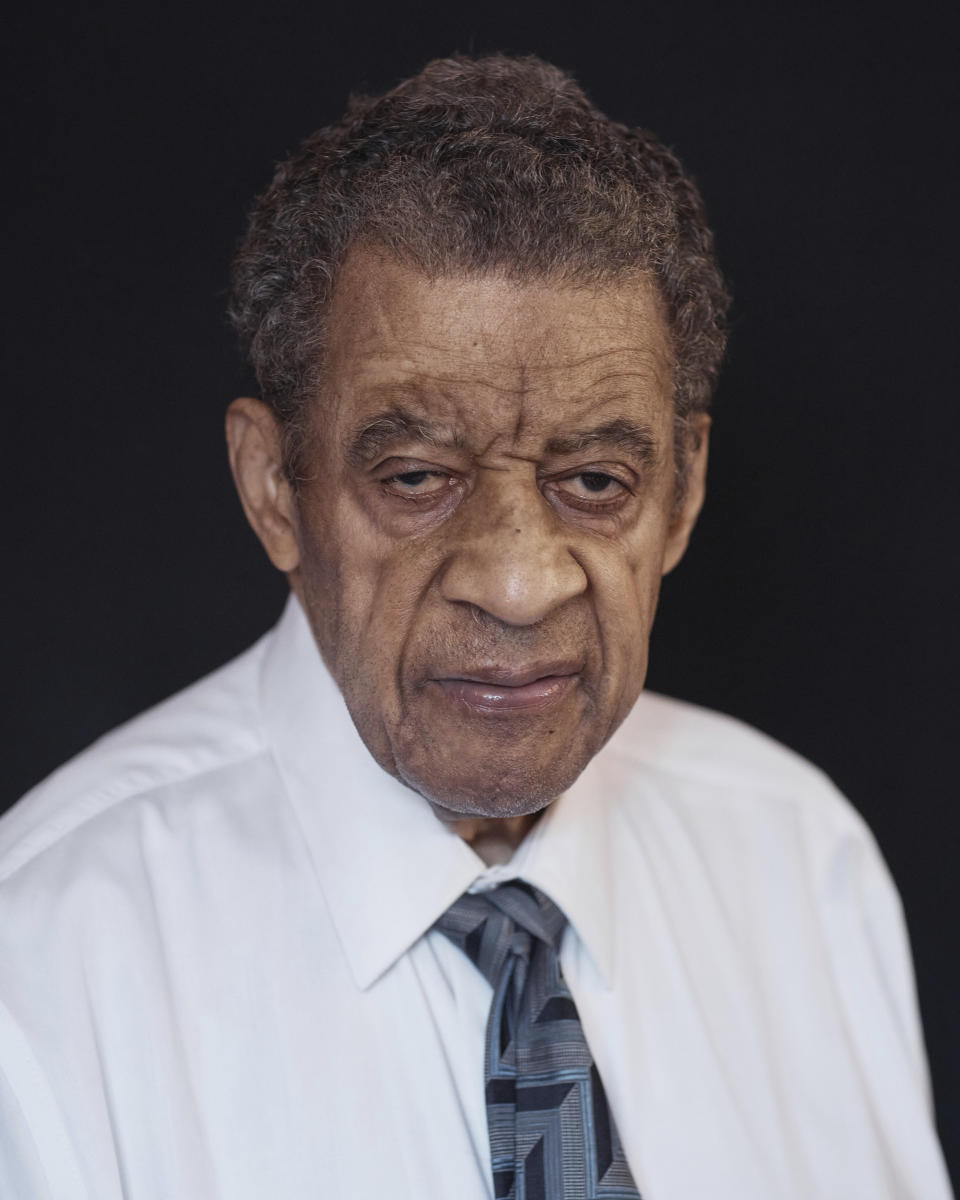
[510,928,533,961]
[434,881,568,987]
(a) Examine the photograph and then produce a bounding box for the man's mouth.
[430,662,582,713]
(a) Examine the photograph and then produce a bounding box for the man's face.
[283,249,706,820]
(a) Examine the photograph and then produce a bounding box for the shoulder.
[610,690,833,792]
[0,630,273,886]
[599,692,912,992]
[596,694,936,1126]
[602,690,873,850]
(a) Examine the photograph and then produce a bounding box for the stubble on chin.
[383,682,604,818]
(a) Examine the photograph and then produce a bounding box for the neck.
[448,812,545,865]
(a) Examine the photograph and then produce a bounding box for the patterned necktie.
[434,881,642,1199]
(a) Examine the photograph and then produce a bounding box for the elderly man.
[0,54,951,1200]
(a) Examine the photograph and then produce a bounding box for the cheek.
[599,568,659,670]
[295,495,366,672]
[298,496,442,683]
[588,525,668,679]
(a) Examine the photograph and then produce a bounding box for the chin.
[395,751,590,820]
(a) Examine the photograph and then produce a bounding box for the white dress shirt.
[0,595,952,1199]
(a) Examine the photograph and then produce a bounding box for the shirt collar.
[259,594,617,991]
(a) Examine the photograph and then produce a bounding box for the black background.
[4,0,958,1182]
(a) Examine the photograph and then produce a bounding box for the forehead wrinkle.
[525,343,670,373]
[532,367,673,406]
[350,363,529,401]
[578,366,670,391]
[511,374,530,444]
[518,364,674,419]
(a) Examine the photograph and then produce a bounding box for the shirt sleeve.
[0,1068,54,1200]
[0,1001,89,1200]
[811,796,954,1196]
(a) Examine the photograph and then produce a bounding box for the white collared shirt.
[0,596,952,1199]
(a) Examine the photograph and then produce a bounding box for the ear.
[662,413,710,575]
[225,397,301,573]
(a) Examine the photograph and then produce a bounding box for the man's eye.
[382,469,452,497]
[556,472,627,502]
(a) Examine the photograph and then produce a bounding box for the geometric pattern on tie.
[434,881,642,1200]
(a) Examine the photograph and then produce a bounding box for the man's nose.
[439,489,589,627]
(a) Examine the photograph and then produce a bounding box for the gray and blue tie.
[434,881,642,1199]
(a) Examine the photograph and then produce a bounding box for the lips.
[430,661,582,713]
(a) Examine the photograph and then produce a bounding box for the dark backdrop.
[4,0,957,1182]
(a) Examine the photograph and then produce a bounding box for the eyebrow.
[345,408,659,468]
[544,418,658,465]
[346,407,468,467]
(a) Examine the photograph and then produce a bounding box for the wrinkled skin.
[228,248,708,839]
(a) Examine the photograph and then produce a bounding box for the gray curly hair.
[230,54,730,494]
